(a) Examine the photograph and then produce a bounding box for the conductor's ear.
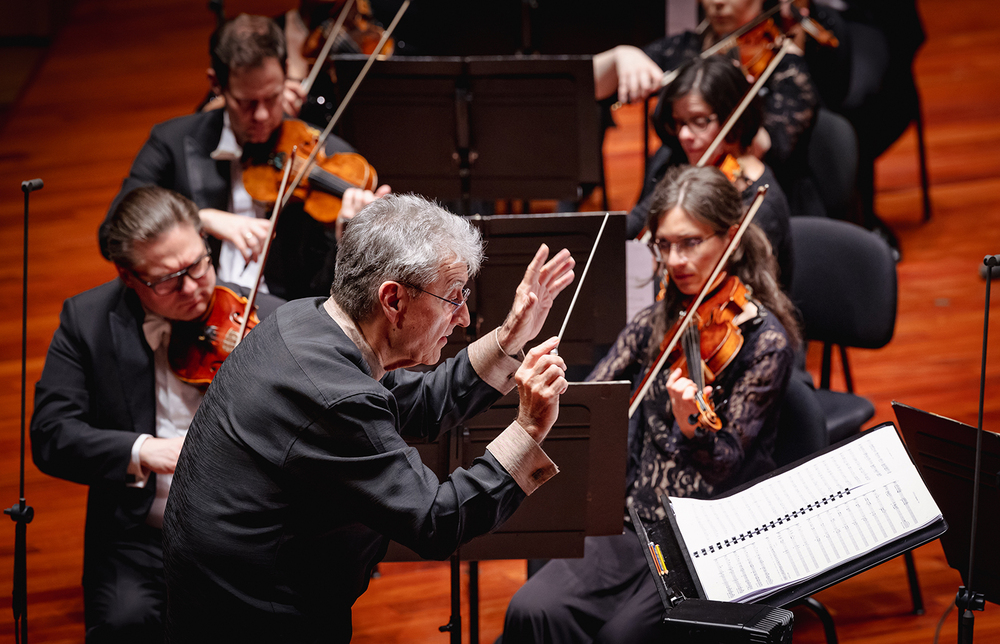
[378,281,408,327]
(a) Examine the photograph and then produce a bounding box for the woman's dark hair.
[211,14,287,90]
[106,186,203,269]
[644,165,801,359]
[653,55,763,152]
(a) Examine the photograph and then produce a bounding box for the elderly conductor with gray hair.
[162,194,576,642]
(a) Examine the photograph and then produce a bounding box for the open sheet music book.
[664,424,943,603]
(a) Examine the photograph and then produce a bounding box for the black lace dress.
[588,299,794,523]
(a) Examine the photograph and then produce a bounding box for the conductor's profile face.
[395,260,472,368]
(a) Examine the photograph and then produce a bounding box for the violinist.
[100,14,390,301]
[31,186,283,643]
[593,0,818,168]
[629,55,794,290]
[502,165,800,643]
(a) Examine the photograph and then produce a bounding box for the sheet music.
[668,425,942,602]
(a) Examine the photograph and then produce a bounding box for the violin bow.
[300,0,357,97]
[235,146,297,345]
[696,38,791,168]
[280,0,410,213]
[555,212,610,352]
[628,185,767,418]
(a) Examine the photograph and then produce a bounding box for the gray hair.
[332,193,484,321]
[105,186,203,269]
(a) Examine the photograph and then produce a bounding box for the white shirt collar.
[210,110,243,161]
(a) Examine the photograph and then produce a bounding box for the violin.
[302,0,394,60]
[242,119,378,223]
[629,185,768,419]
[658,275,749,432]
[734,18,785,81]
[168,285,260,389]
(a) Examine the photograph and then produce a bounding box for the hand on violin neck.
[667,367,714,439]
[199,208,272,263]
[335,185,392,241]
[592,45,662,102]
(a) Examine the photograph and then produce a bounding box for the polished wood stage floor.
[2,1,999,641]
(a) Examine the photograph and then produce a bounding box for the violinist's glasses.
[133,246,213,295]
[648,234,718,262]
[664,114,718,137]
[404,284,471,314]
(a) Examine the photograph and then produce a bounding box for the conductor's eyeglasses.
[405,284,471,313]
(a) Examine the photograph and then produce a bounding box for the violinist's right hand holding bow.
[593,45,664,103]
[199,208,274,262]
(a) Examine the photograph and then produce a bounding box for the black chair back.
[789,217,897,349]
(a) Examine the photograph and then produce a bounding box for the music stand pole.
[955,254,998,642]
[5,179,42,644]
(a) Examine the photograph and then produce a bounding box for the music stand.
[893,402,1000,605]
[333,55,602,214]
[447,211,627,381]
[384,381,630,644]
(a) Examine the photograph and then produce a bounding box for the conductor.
[162,193,575,642]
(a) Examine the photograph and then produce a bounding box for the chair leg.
[796,596,839,644]
[915,97,932,222]
[839,345,854,394]
[904,550,925,615]
[821,342,833,389]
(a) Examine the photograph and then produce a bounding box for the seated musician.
[592,0,818,170]
[502,165,801,643]
[100,13,390,301]
[31,186,283,643]
[629,55,794,290]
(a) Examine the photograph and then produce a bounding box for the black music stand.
[448,211,627,381]
[385,380,630,644]
[333,55,602,214]
[893,403,1000,606]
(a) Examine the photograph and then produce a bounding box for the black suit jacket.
[99,109,355,300]
[30,279,281,579]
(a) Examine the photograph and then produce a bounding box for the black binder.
[631,422,948,610]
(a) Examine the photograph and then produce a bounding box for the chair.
[788,217,924,614]
[783,107,860,223]
[788,217,896,443]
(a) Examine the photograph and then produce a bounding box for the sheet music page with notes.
[668,425,942,603]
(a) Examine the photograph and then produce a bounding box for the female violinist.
[502,165,801,643]
[628,55,794,290]
[593,0,819,168]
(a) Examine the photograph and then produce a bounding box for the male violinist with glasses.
[32,186,283,643]
[100,13,389,302]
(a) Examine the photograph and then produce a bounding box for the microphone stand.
[955,254,998,642]
[5,178,42,644]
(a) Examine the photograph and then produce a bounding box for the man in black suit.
[163,194,575,642]
[32,186,282,643]
[99,14,388,301]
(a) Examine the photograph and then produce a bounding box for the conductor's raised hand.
[515,337,568,444]
[497,244,575,356]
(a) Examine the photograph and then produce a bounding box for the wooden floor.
[1,0,999,641]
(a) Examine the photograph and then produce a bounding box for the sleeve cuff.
[127,434,153,488]
[486,421,559,496]
[467,328,522,395]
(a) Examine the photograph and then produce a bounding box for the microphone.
[979,254,1000,280]
[21,179,43,193]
